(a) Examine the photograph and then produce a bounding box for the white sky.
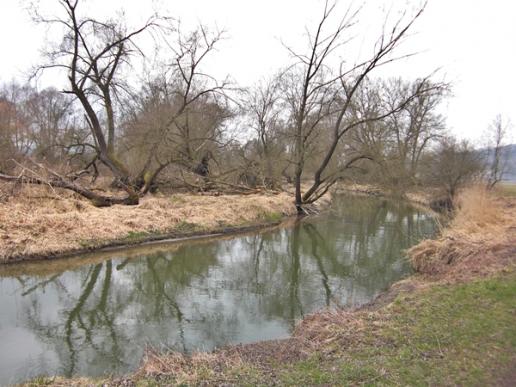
[1,0,515,143]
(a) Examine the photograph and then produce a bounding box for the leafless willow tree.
[0,0,231,206]
[0,0,165,205]
[30,0,168,204]
[281,0,436,212]
[120,25,232,192]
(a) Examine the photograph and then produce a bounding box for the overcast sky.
[1,0,515,143]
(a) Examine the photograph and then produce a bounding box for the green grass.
[499,182,516,197]
[273,274,516,386]
[123,230,151,241]
[259,210,283,223]
[173,220,201,233]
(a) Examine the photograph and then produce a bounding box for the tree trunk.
[0,173,138,207]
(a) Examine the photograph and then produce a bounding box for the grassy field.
[499,182,516,197]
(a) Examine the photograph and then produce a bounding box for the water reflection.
[0,195,435,384]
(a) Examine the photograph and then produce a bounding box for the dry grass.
[409,185,516,278]
[336,182,438,207]
[131,311,367,385]
[0,184,297,262]
[134,348,247,385]
[20,377,100,387]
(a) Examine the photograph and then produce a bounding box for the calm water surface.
[0,195,436,385]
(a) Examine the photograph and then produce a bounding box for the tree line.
[0,0,509,211]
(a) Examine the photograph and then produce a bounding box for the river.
[0,195,436,385]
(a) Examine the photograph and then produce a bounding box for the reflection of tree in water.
[241,196,436,310]
[303,223,333,307]
[287,226,303,326]
[180,196,435,325]
[23,261,122,376]
[131,245,235,351]
[8,195,436,380]
[306,196,435,303]
[20,242,221,377]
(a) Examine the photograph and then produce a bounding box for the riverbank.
[23,186,516,386]
[335,182,438,207]
[0,182,422,264]
[0,185,303,263]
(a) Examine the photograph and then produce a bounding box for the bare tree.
[384,78,447,184]
[1,1,230,205]
[23,0,165,203]
[421,137,483,201]
[485,114,511,189]
[282,1,433,213]
[27,87,76,163]
[242,75,286,188]
[351,77,448,189]
[120,25,232,193]
[0,82,34,172]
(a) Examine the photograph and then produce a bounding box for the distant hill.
[477,144,516,183]
[501,144,516,182]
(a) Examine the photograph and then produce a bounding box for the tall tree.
[0,82,34,172]
[485,114,511,189]
[120,25,232,193]
[351,77,448,188]
[31,0,162,203]
[282,1,434,212]
[1,1,229,205]
[243,75,286,188]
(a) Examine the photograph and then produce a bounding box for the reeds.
[409,185,514,277]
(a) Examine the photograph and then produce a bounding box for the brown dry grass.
[409,185,516,279]
[336,182,438,207]
[132,310,368,386]
[135,348,247,385]
[0,184,297,262]
[20,377,99,387]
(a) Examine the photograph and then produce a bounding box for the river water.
[0,195,436,385]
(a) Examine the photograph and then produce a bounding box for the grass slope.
[117,274,514,387]
[274,274,516,386]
